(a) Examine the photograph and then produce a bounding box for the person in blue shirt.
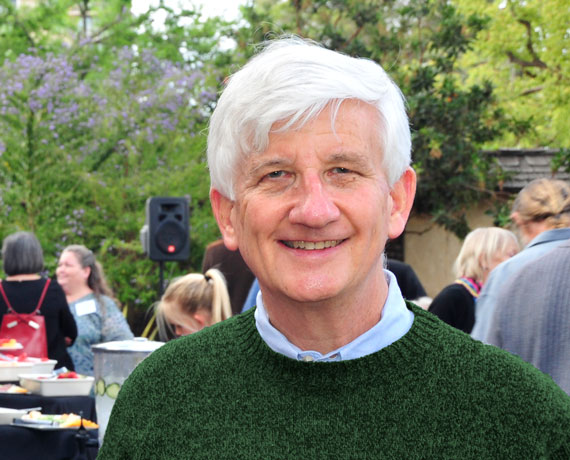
[471,178,570,342]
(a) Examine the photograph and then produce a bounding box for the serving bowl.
[0,362,34,382]
[18,373,94,397]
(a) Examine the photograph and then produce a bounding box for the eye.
[332,167,351,174]
[266,170,286,179]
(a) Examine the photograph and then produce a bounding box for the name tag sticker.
[75,299,97,316]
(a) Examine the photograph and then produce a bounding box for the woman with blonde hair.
[155,268,231,340]
[472,178,570,341]
[428,227,519,333]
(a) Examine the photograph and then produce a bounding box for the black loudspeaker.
[141,197,190,261]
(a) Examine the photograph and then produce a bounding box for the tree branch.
[339,24,364,51]
[519,86,543,96]
[506,19,547,70]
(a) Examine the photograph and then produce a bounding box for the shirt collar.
[254,269,414,362]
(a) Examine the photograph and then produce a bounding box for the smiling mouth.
[282,240,344,250]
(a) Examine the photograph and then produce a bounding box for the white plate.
[0,362,34,382]
[18,374,94,397]
[0,407,27,425]
[11,422,97,431]
[0,343,23,352]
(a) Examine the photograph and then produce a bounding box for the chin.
[286,281,343,304]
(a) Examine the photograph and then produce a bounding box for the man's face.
[212,101,415,307]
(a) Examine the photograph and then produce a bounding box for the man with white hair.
[99,37,570,459]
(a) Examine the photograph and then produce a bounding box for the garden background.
[0,0,568,334]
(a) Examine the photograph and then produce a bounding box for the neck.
[521,221,551,245]
[65,286,94,304]
[262,277,388,354]
[5,274,41,281]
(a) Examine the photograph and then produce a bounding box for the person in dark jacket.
[201,239,254,316]
[429,227,519,333]
[0,231,77,369]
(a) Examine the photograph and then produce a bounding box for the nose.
[288,171,340,227]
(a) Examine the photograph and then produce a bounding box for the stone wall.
[489,148,569,190]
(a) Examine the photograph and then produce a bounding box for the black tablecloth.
[0,425,98,460]
[0,393,98,459]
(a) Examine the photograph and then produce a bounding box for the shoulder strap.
[0,280,14,312]
[0,278,51,315]
[33,278,51,314]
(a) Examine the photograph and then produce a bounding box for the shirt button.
[301,355,314,362]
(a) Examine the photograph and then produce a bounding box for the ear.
[210,188,239,251]
[387,167,417,240]
[192,310,212,328]
[510,211,522,227]
[82,266,91,283]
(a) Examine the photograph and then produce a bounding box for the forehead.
[244,101,382,167]
[60,251,80,264]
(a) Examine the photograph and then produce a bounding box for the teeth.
[284,240,342,250]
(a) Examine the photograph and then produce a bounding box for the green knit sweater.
[98,304,570,459]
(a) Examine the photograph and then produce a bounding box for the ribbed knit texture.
[98,304,570,459]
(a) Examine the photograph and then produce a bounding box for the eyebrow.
[326,152,373,169]
[247,157,293,178]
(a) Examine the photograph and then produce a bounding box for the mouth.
[282,239,344,250]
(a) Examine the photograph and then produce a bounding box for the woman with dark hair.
[56,244,133,375]
[0,231,77,369]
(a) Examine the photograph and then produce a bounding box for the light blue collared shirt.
[254,270,414,362]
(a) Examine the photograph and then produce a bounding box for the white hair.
[207,36,411,199]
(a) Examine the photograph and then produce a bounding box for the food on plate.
[0,339,22,349]
[23,410,99,428]
[0,352,50,363]
[0,383,28,394]
[35,371,87,380]
[57,371,80,379]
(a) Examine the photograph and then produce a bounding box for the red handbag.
[0,278,50,358]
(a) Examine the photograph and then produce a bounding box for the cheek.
[234,197,277,237]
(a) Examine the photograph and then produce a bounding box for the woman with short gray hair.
[0,231,77,369]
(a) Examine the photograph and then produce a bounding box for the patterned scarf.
[454,277,482,298]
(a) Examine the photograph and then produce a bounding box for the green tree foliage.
[453,0,570,149]
[235,0,509,236]
[0,1,228,321]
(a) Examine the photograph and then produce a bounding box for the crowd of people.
[0,234,134,374]
[1,36,569,460]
